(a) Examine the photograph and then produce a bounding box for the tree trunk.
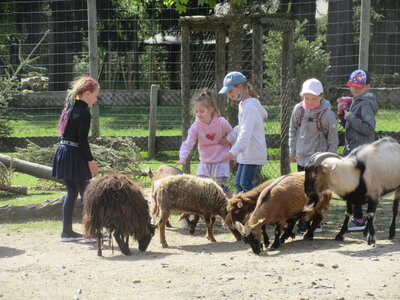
[0,154,63,184]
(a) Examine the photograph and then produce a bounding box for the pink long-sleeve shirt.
[179,115,232,164]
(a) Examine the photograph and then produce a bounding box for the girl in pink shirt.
[177,89,233,197]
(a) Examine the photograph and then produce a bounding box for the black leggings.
[62,179,89,233]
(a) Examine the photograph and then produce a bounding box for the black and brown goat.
[83,173,155,256]
[235,172,331,254]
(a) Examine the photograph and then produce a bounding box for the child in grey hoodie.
[289,78,339,170]
[337,69,378,231]
[289,78,339,234]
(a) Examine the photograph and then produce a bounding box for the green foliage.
[14,137,144,176]
[0,76,17,139]
[264,20,331,105]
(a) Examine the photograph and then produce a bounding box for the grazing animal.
[304,137,400,245]
[235,172,331,254]
[147,165,199,233]
[83,173,155,256]
[152,174,241,248]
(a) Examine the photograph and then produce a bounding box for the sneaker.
[60,231,84,242]
[314,226,323,233]
[84,235,109,243]
[180,219,189,230]
[348,217,366,231]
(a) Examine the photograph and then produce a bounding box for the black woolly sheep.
[304,137,400,245]
[152,174,241,248]
[235,172,332,254]
[83,173,155,256]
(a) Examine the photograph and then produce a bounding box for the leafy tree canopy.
[158,0,246,13]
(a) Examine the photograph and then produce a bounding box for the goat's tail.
[151,193,159,216]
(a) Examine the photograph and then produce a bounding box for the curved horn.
[306,152,342,167]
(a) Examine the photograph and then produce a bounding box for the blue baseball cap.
[218,71,247,94]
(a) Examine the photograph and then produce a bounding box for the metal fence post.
[87,0,100,137]
[148,84,159,159]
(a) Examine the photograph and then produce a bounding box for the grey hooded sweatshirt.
[338,92,378,155]
[289,99,339,167]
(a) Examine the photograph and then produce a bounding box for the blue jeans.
[234,164,258,193]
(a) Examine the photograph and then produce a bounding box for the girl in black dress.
[53,76,99,242]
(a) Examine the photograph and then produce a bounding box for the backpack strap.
[315,107,329,132]
[297,104,305,127]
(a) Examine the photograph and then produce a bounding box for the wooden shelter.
[179,13,295,175]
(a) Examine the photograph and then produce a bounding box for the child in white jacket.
[219,71,268,193]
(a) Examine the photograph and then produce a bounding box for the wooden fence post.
[87,0,100,137]
[181,24,191,174]
[280,24,294,175]
[148,84,159,159]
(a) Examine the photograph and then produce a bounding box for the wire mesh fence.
[2,0,400,180]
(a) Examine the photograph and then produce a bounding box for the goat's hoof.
[367,234,376,245]
[388,233,395,240]
[270,243,280,249]
[335,235,344,241]
[206,236,216,242]
[161,243,169,248]
[303,234,314,241]
[189,229,195,235]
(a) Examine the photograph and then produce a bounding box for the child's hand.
[219,137,231,146]
[289,154,297,162]
[177,158,187,165]
[223,152,235,162]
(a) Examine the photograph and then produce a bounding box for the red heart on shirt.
[205,133,216,141]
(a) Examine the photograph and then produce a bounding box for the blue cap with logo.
[218,71,247,94]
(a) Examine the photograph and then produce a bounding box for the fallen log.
[0,184,28,195]
[0,196,83,223]
[0,154,63,184]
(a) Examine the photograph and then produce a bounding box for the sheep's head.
[304,152,341,202]
[138,224,155,252]
[235,219,264,255]
[227,192,256,224]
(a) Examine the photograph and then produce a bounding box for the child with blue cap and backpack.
[218,71,268,193]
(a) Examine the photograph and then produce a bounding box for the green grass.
[8,105,400,137]
[0,220,61,232]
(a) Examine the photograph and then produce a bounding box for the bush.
[263,20,331,105]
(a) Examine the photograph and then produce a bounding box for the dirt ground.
[0,196,399,300]
[0,219,399,300]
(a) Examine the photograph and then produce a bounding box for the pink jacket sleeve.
[179,123,198,159]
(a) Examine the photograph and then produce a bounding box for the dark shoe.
[60,231,83,242]
[348,217,366,231]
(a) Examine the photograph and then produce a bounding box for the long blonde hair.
[57,76,99,135]
[192,89,221,117]
[236,82,259,99]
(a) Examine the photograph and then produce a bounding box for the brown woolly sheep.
[147,165,199,233]
[83,173,155,256]
[235,172,331,254]
[152,174,241,248]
